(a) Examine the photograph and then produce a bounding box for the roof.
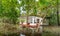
[20,16,43,20]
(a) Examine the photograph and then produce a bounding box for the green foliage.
[20,19,25,23]
[49,14,57,25]
[0,0,58,25]
[19,0,58,25]
[0,0,20,24]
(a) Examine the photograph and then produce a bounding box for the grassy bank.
[42,26,60,36]
[0,23,20,36]
[0,23,60,36]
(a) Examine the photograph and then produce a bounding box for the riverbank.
[0,23,60,36]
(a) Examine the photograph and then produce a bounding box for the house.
[19,16,43,32]
[20,16,43,25]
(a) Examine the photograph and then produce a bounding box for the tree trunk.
[57,0,59,26]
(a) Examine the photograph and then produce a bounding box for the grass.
[0,23,60,36]
[42,26,60,36]
[43,26,60,33]
[19,26,60,36]
[0,23,20,36]
[42,31,58,36]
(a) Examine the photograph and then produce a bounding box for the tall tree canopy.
[0,0,20,24]
[0,0,59,25]
[19,0,58,25]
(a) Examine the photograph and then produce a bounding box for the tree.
[20,0,34,24]
[0,0,20,24]
[20,0,58,25]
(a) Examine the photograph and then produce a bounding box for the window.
[37,19,39,23]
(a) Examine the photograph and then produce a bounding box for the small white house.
[20,16,43,25]
[20,16,43,32]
